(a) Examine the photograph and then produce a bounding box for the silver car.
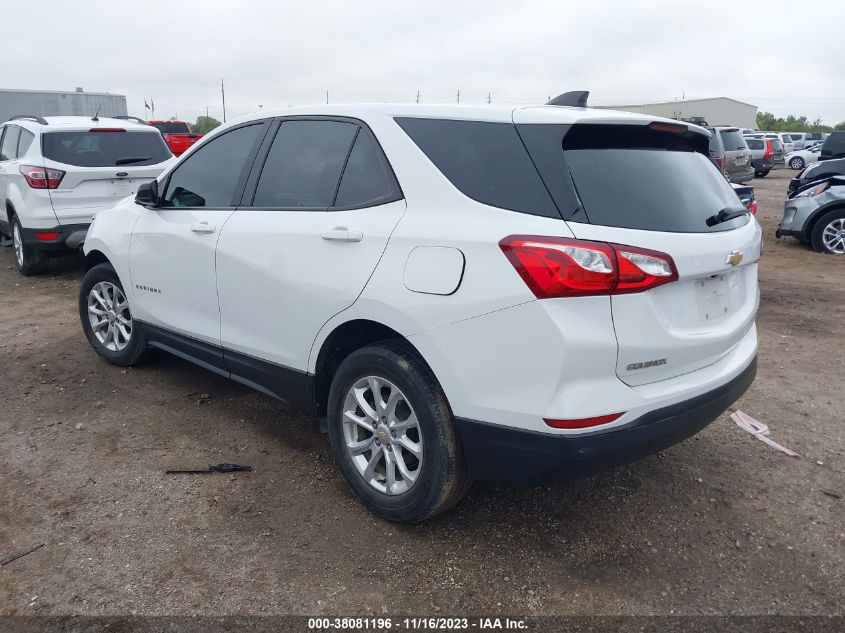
[777,176,845,254]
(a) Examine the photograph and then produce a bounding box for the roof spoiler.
[546,91,589,108]
[10,114,48,125]
[114,115,148,125]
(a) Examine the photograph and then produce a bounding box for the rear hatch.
[718,129,753,176]
[517,118,761,386]
[41,128,173,221]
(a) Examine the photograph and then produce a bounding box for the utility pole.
[205,106,210,119]
[326,90,329,104]
[221,78,227,123]
[487,92,491,104]
[457,89,460,103]
[416,90,420,104]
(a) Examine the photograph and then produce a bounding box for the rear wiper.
[115,156,150,166]
[706,206,748,227]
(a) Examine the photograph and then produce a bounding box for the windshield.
[42,131,172,167]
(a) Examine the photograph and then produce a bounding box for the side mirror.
[136,180,160,207]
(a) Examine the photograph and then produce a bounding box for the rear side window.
[334,128,401,208]
[395,118,559,218]
[42,131,171,167]
[745,138,764,150]
[252,120,357,208]
[0,126,20,161]
[17,129,34,156]
[719,130,748,151]
[163,123,264,208]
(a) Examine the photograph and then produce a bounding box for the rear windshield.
[719,130,748,151]
[150,121,191,135]
[745,138,764,150]
[42,131,172,167]
[823,132,845,153]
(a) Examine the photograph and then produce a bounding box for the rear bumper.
[20,223,90,252]
[751,158,774,171]
[454,357,757,484]
[728,167,755,183]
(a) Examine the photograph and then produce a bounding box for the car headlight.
[797,182,830,198]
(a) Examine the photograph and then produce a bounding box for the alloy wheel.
[821,218,845,254]
[87,281,133,351]
[12,223,24,269]
[341,376,423,495]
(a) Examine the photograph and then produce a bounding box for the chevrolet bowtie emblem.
[726,250,743,267]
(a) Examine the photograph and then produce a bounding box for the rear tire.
[79,262,150,366]
[810,209,845,254]
[790,157,805,170]
[756,169,770,177]
[11,216,48,276]
[327,342,471,522]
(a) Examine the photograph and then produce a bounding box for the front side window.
[162,123,264,208]
[0,126,20,161]
[252,120,357,208]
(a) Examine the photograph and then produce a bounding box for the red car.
[146,120,203,157]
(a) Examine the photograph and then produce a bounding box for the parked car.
[0,115,174,275]
[712,127,754,183]
[785,143,822,170]
[743,136,783,177]
[786,132,825,150]
[819,131,845,161]
[146,119,203,157]
[788,157,845,195]
[777,176,845,254]
[79,103,761,521]
[732,182,758,215]
[761,132,794,155]
[707,126,727,175]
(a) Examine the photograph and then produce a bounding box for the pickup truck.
[146,120,202,157]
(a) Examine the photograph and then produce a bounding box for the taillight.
[499,235,678,298]
[35,232,61,241]
[90,128,125,133]
[748,200,759,215]
[764,140,774,159]
[713,156,726,174]
[20,165,65,189]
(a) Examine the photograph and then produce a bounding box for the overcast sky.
[4,0,845,124]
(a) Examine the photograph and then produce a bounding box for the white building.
[0,88,127,124]
[600,97,758,130]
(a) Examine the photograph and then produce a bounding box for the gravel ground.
[0,169,842,617]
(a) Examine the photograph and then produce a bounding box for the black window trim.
[157,119,272,211]
[16,127,34,158]
[240,115,404,212]
[0,124,22,161]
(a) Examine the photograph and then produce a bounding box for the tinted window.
[150,121,191,135]
[334,129,401,208]
[252,120,357,208]
[719,130,748,151]
[822,132,845,158]
[396,118,558,218]
[0,126,20,161]
[42,131,171,167]
[17,129,34,156]
[745,138,764,150]
[708,131,724,157]
[163,123,263,208]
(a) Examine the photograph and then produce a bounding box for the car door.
[215,118,405,398]
[129,120,269,358]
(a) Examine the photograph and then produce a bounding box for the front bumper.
[20,223,90,252]
[454,357,757,484]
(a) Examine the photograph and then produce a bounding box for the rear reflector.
[20,165,65,189]
[499,235,678,298]
[35,232,61,241]
[544,413,624,429]
[90,128,125,133]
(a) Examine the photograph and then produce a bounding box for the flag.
[144,100,150,111]
[151,99,155,111]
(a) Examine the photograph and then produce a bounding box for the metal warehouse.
[600,97,759,129]
[0,88,127,124]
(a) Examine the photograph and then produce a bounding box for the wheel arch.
[85,249,111,271]
[802,201,845,242]
[312,318,433,418]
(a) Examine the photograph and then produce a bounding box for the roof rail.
[10,114,48,125]
[113,115,148,125]
[546,91,589,108]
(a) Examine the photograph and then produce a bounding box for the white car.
[0,115,173,274]
[785,143,823,170]
[79,99,761,522]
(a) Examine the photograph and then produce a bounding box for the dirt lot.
[0,169,842,617]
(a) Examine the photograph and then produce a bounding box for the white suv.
[0,115,173,275]
[79,101,761,522]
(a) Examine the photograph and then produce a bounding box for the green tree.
[192,115,222,134]
[755,111,837,133]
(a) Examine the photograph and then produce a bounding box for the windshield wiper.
[115,156,150,166]
[706,206,748,227]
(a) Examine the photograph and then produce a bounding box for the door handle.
[190,221,216,234]
[321,227,363,242]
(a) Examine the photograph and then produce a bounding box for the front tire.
[790,157,805,170]
[327,342,470,522]
[11,216,48,276]
[79,262,149,366]
[811,209,845,254]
